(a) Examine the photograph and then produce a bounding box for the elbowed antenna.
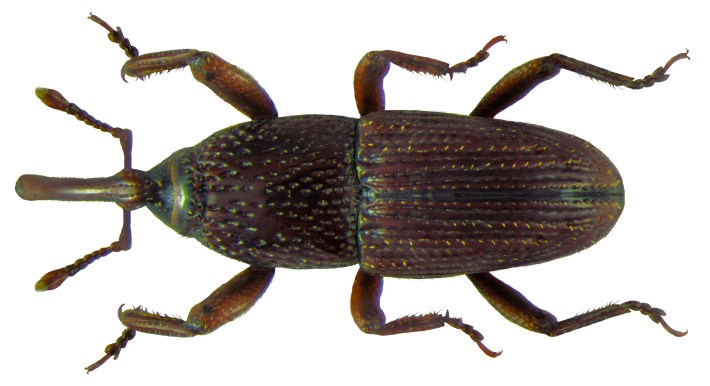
[16,88,155,290]
[34,88,135,169]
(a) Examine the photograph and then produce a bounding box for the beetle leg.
[472,49,689,118]
[86,266,275,372]
[468,272,687,338]
[122,50,277,119]
[350,268,501,357]
[89,14,277,120]
[354,35,506,116]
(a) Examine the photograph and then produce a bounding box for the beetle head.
[14,88,160,291]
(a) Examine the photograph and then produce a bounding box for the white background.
[1,1,705,384]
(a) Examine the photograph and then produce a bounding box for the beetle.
[15,14,688,372]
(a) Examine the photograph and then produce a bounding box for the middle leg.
[350,268,500,357]
[354,36,506,116]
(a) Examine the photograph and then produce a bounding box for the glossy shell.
[356,111,624,278]
[147,115,361,269]
[150,111,623,278]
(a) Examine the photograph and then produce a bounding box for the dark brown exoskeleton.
[15,14,688,372]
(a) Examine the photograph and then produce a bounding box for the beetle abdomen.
[357,111,624,278]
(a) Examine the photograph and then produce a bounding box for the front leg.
[86,266,275,372]
[90,14,277,120]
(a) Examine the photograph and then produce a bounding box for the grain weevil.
[15,14,688,372]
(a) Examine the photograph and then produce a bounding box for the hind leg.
[468,272,686,337]
[471,50,689,118]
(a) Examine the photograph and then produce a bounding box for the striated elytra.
[16,14,687,372]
